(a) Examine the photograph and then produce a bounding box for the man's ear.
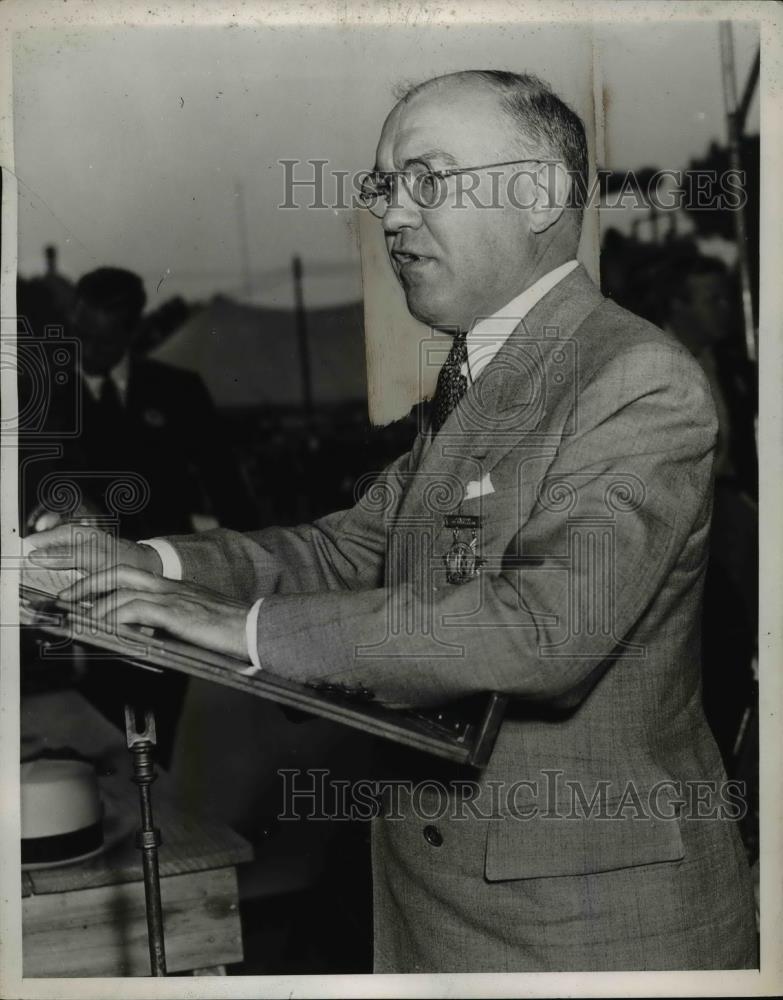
[529,161,568,234]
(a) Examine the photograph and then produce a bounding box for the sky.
[11,19,760,310]
[598,21,758,170]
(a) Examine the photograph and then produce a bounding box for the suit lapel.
[399,264,605,518]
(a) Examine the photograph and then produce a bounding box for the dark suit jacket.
[20,357,254,539]
[162,266,756,971]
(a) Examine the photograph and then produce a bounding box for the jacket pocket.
[484,807,685,881]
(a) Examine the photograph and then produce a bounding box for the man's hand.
[25,501,104,534]
[26,524,163,577]
[59,566,250,662]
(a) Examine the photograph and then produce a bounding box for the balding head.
[372,70,585,331]
[396,70,588,228]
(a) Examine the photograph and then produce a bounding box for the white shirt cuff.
[138,538,183,580]
[240,597,265,675]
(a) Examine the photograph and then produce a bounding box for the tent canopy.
[151,295,367,409]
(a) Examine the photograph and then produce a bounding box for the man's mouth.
[392,251,432,269]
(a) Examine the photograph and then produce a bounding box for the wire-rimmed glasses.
[358,158,546,218]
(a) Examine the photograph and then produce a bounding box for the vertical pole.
[649,205,660,244]
[292,255,313,418]
[719,22,757,363]
[124,705,167,977]
[235,181,253,298]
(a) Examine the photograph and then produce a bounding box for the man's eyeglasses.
[359,158,546,218]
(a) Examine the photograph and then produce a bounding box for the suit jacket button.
[423,824,443,847]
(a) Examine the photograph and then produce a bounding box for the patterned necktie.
[432,332,468,434]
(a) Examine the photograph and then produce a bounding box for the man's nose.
[382,186,423,234]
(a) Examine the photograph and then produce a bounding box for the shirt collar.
[81,353,131,403]
[465,259,579,383]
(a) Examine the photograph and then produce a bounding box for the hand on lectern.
[27,526,251,662]
[61,566,251,662]
[26,524,163,578]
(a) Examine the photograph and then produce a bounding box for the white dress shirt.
[141,258,580,672]
[81,353,131,405]
[461,259,578,384]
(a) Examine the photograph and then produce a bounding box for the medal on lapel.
[444,514,482,584]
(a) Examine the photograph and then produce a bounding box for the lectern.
[21,588,507,975]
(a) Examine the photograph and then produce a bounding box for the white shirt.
[461,259,578,383]
[141,258,580,672]
[81,353,131,406]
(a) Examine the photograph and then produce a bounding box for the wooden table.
[21,690,253,977]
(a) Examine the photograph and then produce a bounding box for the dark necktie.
[432,332,468,434]
[97,375,123,423]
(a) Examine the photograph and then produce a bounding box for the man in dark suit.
[32,72,757,970]
[21,266,254,761]
[21,266,254,539]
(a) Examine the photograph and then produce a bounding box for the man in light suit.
[33,70,757,970]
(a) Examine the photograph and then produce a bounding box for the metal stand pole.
[292,254,313,420]
[719,21,757,364]
[124,705,167,977]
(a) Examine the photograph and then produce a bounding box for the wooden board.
[22,867,242,977]
[22,598,506,767]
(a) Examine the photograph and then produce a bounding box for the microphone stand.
[124,705,167,976]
